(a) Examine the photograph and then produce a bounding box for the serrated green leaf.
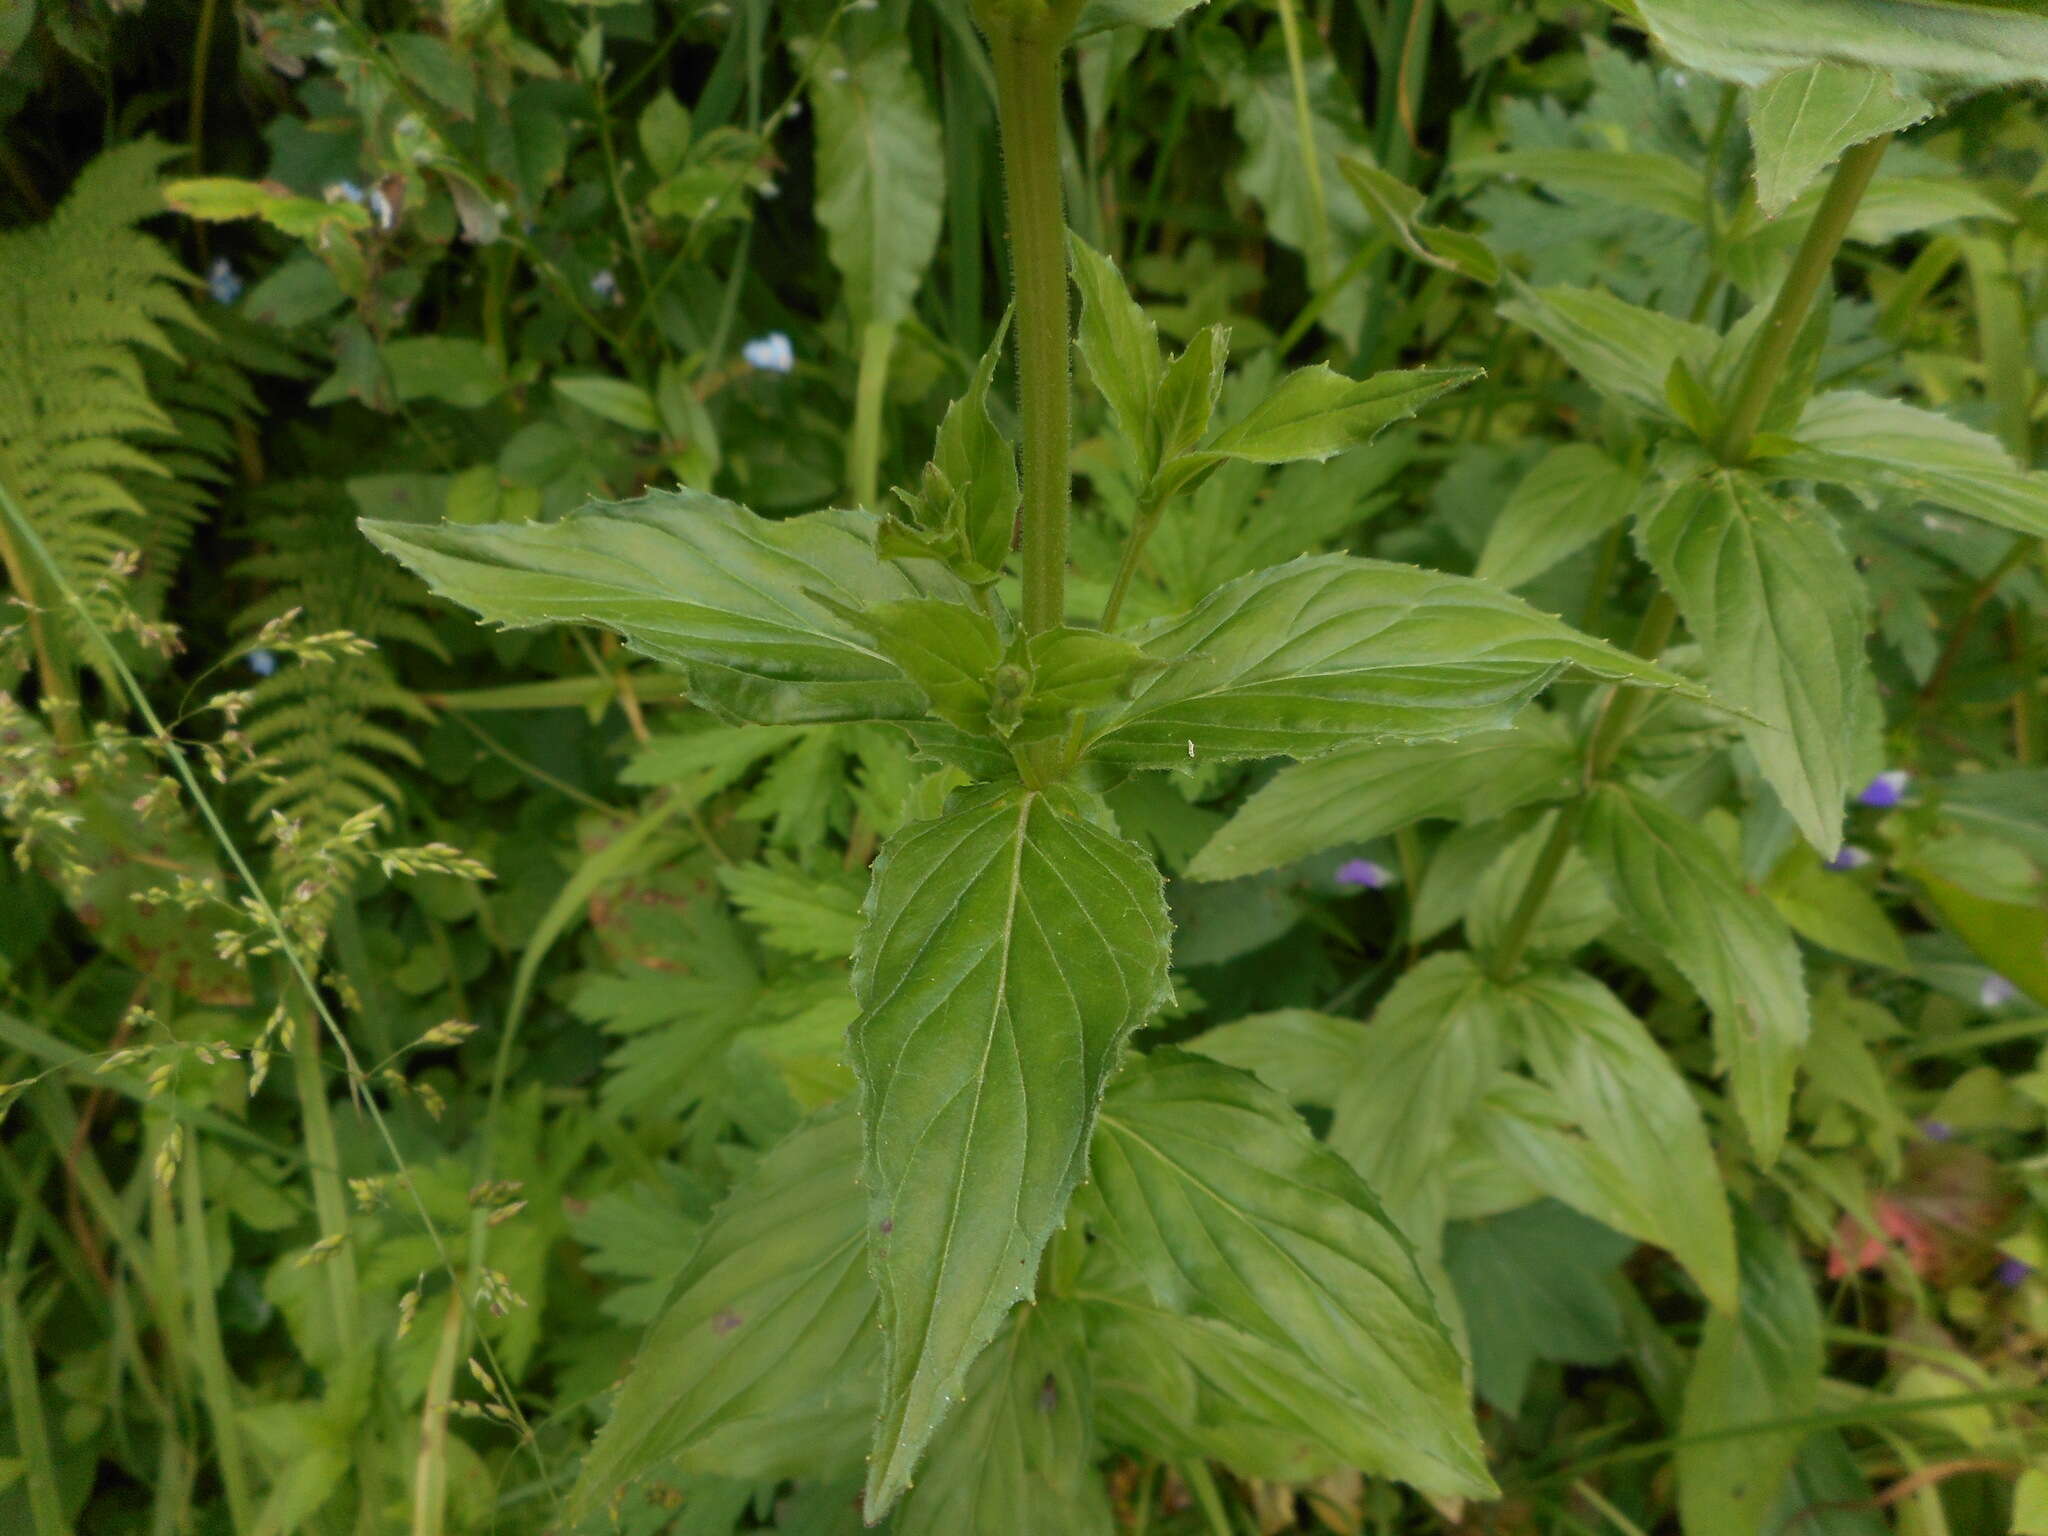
[1329,952,1514,1243]
[1765,844,1909,971]
[1180,1010,1363,1109]
[795,38,944,329]
[894,1304,1111,1536]
[1089,1051,1493,1499]
[1636,0,2048,91]
[1010,627,1153,744]
[852,787,1170,1516]
[1635,466,1877,854]
[1499,284,1717,421]
[1776,390,2048,538]
[1677,1205,1823,1536]
[847,599,1006,736]
[1504,968,1738,1310]
[1339,154,1501,284]
[1205,364,1478,465]
[1083,554,1709,769]
[1153,323,1229,469]
[566,1109,877,1522]
[924,314,1019,578]
[1476,444,1641,592]
[717,858,866,961]
[1071,235,1161,471]
[1580,783,1809,1165]
[1188,715,1578,881]
[1747,61,1931,216]
[361,491,971,725]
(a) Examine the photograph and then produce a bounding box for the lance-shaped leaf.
[1339,154,1500,284]
[894,1303,1111,1536]
[1635,0,2048,92]
[1189,713,1577,881]
[1074,0,1212,34]
[1499,285,1716,421]
[1151,365,1470,504]
[852,787,1171,1516]
[1747,61,1932,216]
[1504,968,1739,1311]
[1677,1205,1824,1536]
[1082,555,1706,769]
[361,491,968,725]
[1775,390,2048,538]
[567,1109,877,1522]
[1476,443,1641,593]
[1087,1051,1494,1499]
[1635,465,1878,854]
[1328,952,1513,1245]
[794,37,943,330]
[893,316,1019,581]
[1580,783,1809,1165]
[1071,235,1161,471]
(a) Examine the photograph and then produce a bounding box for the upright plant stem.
[987,19,1073,634]
[1274,0,1332,288]
[849,319,897,509]
[1489,138,1890,983]
[1710,133,1890,464]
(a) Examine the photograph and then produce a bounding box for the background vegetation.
[6,1,2048,1532]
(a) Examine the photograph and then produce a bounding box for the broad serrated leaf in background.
[1635,465,1879,854]
[1581,783,1810,1165]
[1677,1204,1824,1536]
[893,1303,1112,1536]
[1087,1050,1493,1498]
[567,1110,877,1523]
[1746,61,1931,216]
[1476,443,1641,592]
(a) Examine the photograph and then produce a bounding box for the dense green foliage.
[8,2,2048,1533]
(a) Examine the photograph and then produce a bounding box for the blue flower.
[1920,1119,1954,1141]
[207,257,243,305]
[247,649,279,678]
[1997,1256,2034,1288]
[325,180,367,205]
[1334,858,1394,891]
[742,331,795,374]
[590,269,619,303]
[1858,769,1910,808]
[1826,845,1874,871]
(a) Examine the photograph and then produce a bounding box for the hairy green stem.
[1274,0,1332,287]
[1710,133,1889,464]
[987,20,1073,633]
[1100,490,1168,631]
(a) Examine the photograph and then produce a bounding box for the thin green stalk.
[1181,1460,1238,1536]
[179,1141,255,1532]
[849,319,898,509]
[411,1291,465,1536]
[4,1171,66,1536]
[1274,0,1333,286]
[985,13,1076,634]
[1099,490,1168,631]
[1710,133,1890,464]
[291,1002,363,1357]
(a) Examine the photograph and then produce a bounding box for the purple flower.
[1920,1119,1954,1142]
[1858,770,1911,808]
[1826,845,1874,871]
[1334,858,1394,891]
[1980,973,2021,1008]
[1996,1256,2035,1288]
